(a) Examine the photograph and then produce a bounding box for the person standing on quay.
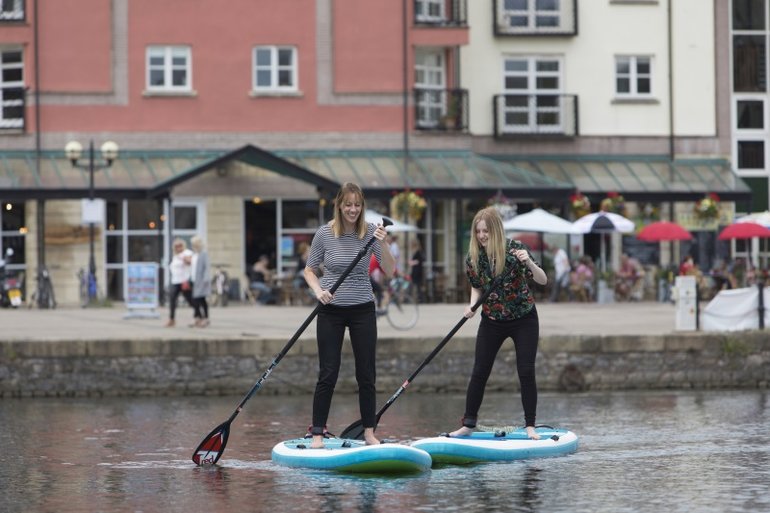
[303,182,395,448]
[190,235,211,327]
[449,207,548,440]
[165,238,194,327]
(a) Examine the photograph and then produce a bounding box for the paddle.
[339,273,504,440]
[192,217,393,466]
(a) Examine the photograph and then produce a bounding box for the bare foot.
[448,426,473,437]
[526,426,541,440]
[310,435,325,449]
[363,427,380,445]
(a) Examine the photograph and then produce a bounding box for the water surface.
[1,390,767,513]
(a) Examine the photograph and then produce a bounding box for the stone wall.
[0,333,768,398]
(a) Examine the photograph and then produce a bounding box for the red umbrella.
[637,221,693,242]
[718,221,770,240]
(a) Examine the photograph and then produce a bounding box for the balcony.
[493,0,577,37]
[414,88,468,132]
[414,0,467,27]
[0,87,25,131]
[493,94,578,138]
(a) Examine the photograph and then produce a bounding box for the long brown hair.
[467,207,506,277]
[330,182,367,239]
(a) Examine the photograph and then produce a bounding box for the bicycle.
[77,268,97,307]
[377,275,419,330]
[28,265,57,309]
[209,265,230,307]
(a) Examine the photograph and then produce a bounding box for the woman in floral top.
[449,207,548,440]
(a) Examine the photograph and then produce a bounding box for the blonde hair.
[468,207,506,277]
[190,235,205,251]
[330,182,367,239]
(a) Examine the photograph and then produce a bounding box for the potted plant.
[440,96,460,130]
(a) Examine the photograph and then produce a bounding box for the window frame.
[501,55,564,134]
[614,55,653,98]
[0,48,24,129]
[252,46,298,94]
[501,0,561,30]
[0,0,25,21]
[145,45,192,93]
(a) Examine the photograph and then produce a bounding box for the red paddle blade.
[192,421,231,466]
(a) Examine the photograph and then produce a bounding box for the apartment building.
[0,0,755,305]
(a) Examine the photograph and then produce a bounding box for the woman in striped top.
[304,182,395,448]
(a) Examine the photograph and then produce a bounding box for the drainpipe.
[33,0,46,301]
[667,0,675,162]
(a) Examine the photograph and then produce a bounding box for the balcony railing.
[493,0,577,36]
[0,87,26,131]
[414,88,468,132]
[414,0,467,27]
[493,94,578,137]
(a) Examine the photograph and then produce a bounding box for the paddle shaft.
[225,221,391,424]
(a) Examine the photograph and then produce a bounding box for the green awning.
[279,149,574,201]
[488,154,752,202]
[0,146,575,202]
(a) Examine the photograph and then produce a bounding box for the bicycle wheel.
[386,281,419,330]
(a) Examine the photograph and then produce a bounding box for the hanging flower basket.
[487,190,517,221]
[600,191,626,216]
[694,193,720,223]
[390,189,426,222]
[570,192,591,219]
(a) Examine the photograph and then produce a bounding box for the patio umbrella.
[736,211,770,227]
[503,208,580,234]
[637,221,693,242]
[504,209,579,262]
[365,209,417,232]
[717,221,770,240]
[573,211,635,273]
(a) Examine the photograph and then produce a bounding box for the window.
[146,46,191,92]
[502,0,561,29]
[501,56,564,133]
[733,0,765,30]
[733,35,766,92]
[0,49,24,129]
[253,46,297,92]
[737,100,764,129]
[415,0,444,22]
[738,140,765,169]
[0,0,24,20]
[415,50,446,128]
[615,56,652,97]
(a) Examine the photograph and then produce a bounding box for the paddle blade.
[192,421,231,466]
[339,419,366,441]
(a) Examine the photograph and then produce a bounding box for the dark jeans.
[462,307,539,428]
[312,301,377,433]
[193,296,209,320]
[168,283,194,320]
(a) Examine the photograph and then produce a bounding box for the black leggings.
[193,296,209,320]
[312,302,377,434]
[462,307,539,428]
[168,283,194,320]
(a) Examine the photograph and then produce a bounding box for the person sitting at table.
[615,253,644,301]
[249,254,275,305]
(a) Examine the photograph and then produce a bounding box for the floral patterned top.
[465,239,538,321]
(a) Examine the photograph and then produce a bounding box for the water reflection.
[1,391,769,513]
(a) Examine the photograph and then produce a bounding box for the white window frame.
[145,46,192,93]
[0,48,24,129]
[0,0,24,20]
[416,0,445,23]
[502,0,561,30]
[252,46,298,93]
[501,55,564,134]
[614,55,653,98]
[415,49,447,128]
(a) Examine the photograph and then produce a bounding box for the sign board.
[124,262,160,318]
[81,199,105,224]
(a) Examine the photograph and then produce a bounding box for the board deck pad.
[410,427,578,465]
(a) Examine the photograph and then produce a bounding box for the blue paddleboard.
[411,427,578,465]
[271,437,432,473]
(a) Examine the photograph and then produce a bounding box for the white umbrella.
[503,208,580,234]
[572,211,635,273]
[365,209,418,232]
[736,211,770,227]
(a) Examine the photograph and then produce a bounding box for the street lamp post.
[65,140,119,305]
